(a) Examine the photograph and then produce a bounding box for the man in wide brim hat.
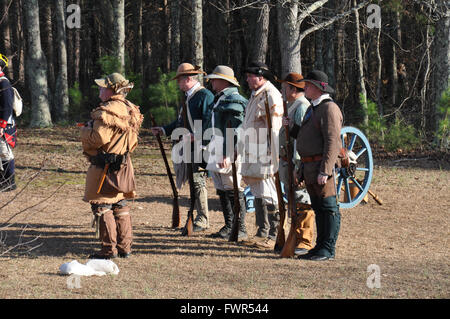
[171,62,206,80]
[276,72,305,90]
[298,70,334,94]
[204,65,240,87]
[244,61,274,81]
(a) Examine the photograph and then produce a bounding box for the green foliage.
[384,117,420,152]
[360,94,386,146]
[147,68,179,109]
[68,82,89,121]
[97,55,122,76]
[436,86,450,150]
[143,106,176,128]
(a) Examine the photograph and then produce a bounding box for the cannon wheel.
[336,126,373,209]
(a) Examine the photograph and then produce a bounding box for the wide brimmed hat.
[204,65,240,87]
[277,72,305,89]
[299,70,334,94]
[172,63,206,80]
[0,53,8,68]
[244,61,273,80]
[95,72,134,94]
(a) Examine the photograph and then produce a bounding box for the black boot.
[210,190,234,239]
[254,198,270,238]
[0,159,16,192]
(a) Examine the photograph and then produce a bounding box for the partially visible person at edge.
[151,63,214,232]
[0,53,17,192]
[80,73,143,259]
[295,70,343,261]
[277,72,315,257]
[203,65,248,240]
[239,61,284,249]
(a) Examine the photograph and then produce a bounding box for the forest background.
[0,0,449,152]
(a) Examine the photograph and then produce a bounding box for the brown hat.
[95,72,134,94]
[277,72,305,89]
[172,63,206,80]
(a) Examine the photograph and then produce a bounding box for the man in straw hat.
[277,72,315,256]
[151,63,214,232]
[294,70,342,261]
[80,72,143,259]
[0,53,17,192]
[238,61,283,249]
[203,65,248,240]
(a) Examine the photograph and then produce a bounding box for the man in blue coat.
[0,53,17,192]
[204,65,248,240]
[151,63,214,232]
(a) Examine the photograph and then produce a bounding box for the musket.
[228,121,241,243]
[180,94,195,236]
[263,91,286,252]
[149,112,180,228]
[279,97,298,258]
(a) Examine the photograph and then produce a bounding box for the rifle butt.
[228,216,240,242]
[181,211,194,236]
[280,227,297,258]
[171,196,181,228]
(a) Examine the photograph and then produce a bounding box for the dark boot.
[210,190,234,239]
[254,198,269,238]
[227,190,248,240]
[267,203,280,241]
[0,159,16,192]
[316,196,340,258]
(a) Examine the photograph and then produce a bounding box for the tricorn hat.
[299,70,334,94]
[95,72,134,94]
[204,65,240,87]
[277,72,305,90]
[244,61,273,80]
[172,63,206,80]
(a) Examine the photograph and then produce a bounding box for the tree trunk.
[170,0,180,69]
[40,0,55,108]
[251,1,270,64]
[277,0,300,76]
[112,0,125,73]
[23,0,52,127]
[192,0,203,80]
[353,0,368,126]
[54,0,69,122]
[0,0,11,74]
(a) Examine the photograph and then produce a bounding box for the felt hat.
[244,61,274,80]
[277,72,305,89]
[299,70,334,94]
[172,63,206,80]
[204,65,240,87]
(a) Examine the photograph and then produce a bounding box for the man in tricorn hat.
[277,72,315,256]
[294,70,342,261]
[239,61,283,249]
[151,63,214,232]
[0,53,17,192]
[203,65,248,240]
[80,72,143,259]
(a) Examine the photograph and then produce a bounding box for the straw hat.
[94,73,134,94]
[172,63,206,80]
[204,65,240,87]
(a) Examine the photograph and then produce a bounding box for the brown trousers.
[99,206,132,255]
[294,204,315,250]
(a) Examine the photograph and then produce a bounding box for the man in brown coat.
[80,73,143,259]
[295,70,342,261]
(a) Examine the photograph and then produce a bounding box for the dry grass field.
[0,127,448,301]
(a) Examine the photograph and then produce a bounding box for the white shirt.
[311,93,331,106]
[186,82,201,98]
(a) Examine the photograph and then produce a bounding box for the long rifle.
[180,94,195,236]
[263,91,286,252]
[280,97,298,258]
[149,113,180,228]
[228,121,241,243]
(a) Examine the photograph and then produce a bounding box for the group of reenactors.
[0,50,343,262]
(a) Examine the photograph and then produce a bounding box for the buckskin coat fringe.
[80,94,143,204]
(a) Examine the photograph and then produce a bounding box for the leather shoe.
[88,253,118,259]
[118,252,131,258]
[193,225,207,232]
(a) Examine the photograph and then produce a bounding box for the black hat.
[299,70,334,94]
[245,61,273,80]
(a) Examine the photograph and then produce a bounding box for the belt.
[301,154,323,163]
